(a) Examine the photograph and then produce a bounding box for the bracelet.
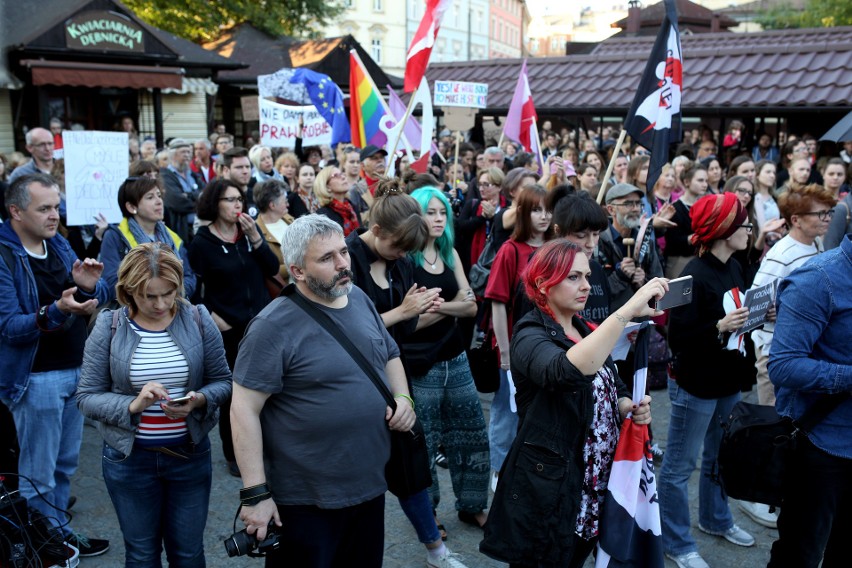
[613,312,630,326]
[239,483,272,507]
[394,393,415,410]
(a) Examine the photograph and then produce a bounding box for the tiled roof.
[612,0,738,29]
[425,26,852,113]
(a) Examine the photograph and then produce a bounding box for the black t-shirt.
[29,250,86,372]
[405,263,465,362]
[578,259,611,324]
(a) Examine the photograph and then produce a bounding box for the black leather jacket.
[480,307,628,566]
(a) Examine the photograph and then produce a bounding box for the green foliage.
[124,0,345,43]
[756,0,852,29]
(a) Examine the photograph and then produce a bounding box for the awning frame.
[20,59,183,90]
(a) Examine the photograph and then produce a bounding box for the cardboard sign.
[737,281,778,335]
[434,81,488,108]
[258,98,331,148]
[62,130,127,226]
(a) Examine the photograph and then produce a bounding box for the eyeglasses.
[613,200,643,209]
[793,146,809,153]
[220,196,245,203]
[479,181,494,188]
[799,209,834,221]
[32,141,55,149]
[739,223,754,234]
[735,187,754,196]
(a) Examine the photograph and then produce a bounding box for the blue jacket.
[770,235,852,459]
[0,223,109,403]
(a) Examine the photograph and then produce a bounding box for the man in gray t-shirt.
[231,215,415,566]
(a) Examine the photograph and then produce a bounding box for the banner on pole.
[434,81,488,108]
[259,98,332,148]
[62,130,127,226]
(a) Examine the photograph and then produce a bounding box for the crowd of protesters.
[0,116,850,568]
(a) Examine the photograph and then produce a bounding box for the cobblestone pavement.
[68,388,774,567]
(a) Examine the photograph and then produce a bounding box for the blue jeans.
[7,368,82,535]
[398,489,441,545]
[102,437,212,567]
[489,369,518,472]
[658,380,739,556]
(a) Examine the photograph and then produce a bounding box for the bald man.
[9,127,56,183]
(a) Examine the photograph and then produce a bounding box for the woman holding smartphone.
[78,242,232,567]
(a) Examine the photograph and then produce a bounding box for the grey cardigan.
[77,302,232,456]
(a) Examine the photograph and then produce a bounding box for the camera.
[223,523,281,558]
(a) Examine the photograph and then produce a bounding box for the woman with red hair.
[658,192,758,568]
[481,238,664,567]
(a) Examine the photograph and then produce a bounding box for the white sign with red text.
[259,98,331,148]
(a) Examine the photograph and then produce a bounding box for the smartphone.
[656,275,693,311]
[167,394,193,406]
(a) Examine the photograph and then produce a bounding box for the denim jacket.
[0,223,109,403]
[77,303,232,456]
[770,235,852,459]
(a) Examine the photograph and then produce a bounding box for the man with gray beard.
[160,138,203,243]
[230,215,416,566]
[597,183,663,312]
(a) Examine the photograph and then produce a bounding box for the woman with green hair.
[405,186,491,537]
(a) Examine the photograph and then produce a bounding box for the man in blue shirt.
[768,234,852,568]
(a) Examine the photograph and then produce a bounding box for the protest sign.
[737,281,778,335]
[259,98,332,148]
[62,130,127,226]
[433,81,488,108]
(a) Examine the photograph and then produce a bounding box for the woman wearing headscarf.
[658,193,757,568]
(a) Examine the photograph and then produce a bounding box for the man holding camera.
[230,215,415,566]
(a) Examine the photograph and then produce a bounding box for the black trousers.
[509,534,596,568]
[768,436,852,568]
[0,401,18,490]
[265,494,385,568]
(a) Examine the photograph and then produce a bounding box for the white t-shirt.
[264,219,289,245]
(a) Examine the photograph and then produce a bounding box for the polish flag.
[503,60,538,154]
[404,0,451,93]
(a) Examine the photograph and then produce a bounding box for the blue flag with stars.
[291,69,351,146]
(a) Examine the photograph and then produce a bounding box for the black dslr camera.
[223,523,281,558]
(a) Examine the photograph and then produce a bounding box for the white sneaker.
[698,523,755,547]
[738,501,778,529]
[665,551,710,568]
[426,549,469,568]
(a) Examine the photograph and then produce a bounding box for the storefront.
[0,0,243,153]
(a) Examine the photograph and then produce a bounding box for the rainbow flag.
[349,50,389,149]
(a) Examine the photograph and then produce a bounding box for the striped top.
[128,319,190,447]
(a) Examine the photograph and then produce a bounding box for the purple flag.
[387,86,439,156]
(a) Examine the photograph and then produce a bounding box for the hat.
[689,193,748,254]
[360,145,388,162]
[168,138,190,150]
[605,183,645,204]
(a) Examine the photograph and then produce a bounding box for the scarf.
[255,168,283,183]
[328,199,360,237]
[127,217,177,252]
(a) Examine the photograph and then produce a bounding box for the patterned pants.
[410,351,490,513]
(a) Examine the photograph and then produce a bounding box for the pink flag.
[388,86,440,157]
[404,0,451,93]
[503,60,538,153]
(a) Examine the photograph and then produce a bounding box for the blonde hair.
[274,152,299,173]
[116,242,185,318]
[313,166,337,207]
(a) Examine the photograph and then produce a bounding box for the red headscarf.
[689,193,748,256]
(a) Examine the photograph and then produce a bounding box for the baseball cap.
[360,145,388,162]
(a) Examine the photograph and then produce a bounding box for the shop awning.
[162,77,219,95]
[21,60,182,90]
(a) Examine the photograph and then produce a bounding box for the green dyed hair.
[409,187,455,270]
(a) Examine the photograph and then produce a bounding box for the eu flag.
[291,69,351,146]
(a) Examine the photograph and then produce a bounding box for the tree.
[756,0,852,29]
[124,0,346,43]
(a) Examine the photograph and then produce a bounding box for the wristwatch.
[37,304,51,330]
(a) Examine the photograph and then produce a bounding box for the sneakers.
[426,549,469,568]
[665,551,710,568]
[698,523,755,547]
[739,501,778,529]
[66,533,109,557]
[435,446,449,469]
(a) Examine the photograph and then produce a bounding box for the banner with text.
[63,130,128,226]
[259,98,332,148]
[433,81,488,108]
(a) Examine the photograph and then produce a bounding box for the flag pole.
[497,129,505,148]
[387,94,418,163]
[350,49,393,116]
[596,129,628,205]
[452,130,461,192]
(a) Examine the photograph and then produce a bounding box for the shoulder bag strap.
[287,289,396,410]
[794,392,851,436]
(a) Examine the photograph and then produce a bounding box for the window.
[371,38,382,62]
[551,37,560,51]
[478,10,484,33]
[344,0,353,7]
[453,3,460,27]
[531,38,539,53]
[373,0,382,11]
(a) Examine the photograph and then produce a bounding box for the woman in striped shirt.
[78,242,232,567]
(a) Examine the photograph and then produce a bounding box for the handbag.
[467,328,500,393]
[287,288,432,499]
[717,393,850,507]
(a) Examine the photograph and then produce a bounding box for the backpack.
[469,234,500,298]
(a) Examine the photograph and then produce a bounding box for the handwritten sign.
[434,81,488,108]
[259,98,331,148]
[62,131,127,226]
[737,281,778,335]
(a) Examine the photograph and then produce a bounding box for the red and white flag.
[404,0,451,93]
[503,60,538,154]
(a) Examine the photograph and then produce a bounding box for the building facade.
[407,0,491,64]
[325,0,409,76]
[489,0,527,59]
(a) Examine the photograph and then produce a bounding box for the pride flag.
[349,50,389,149]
